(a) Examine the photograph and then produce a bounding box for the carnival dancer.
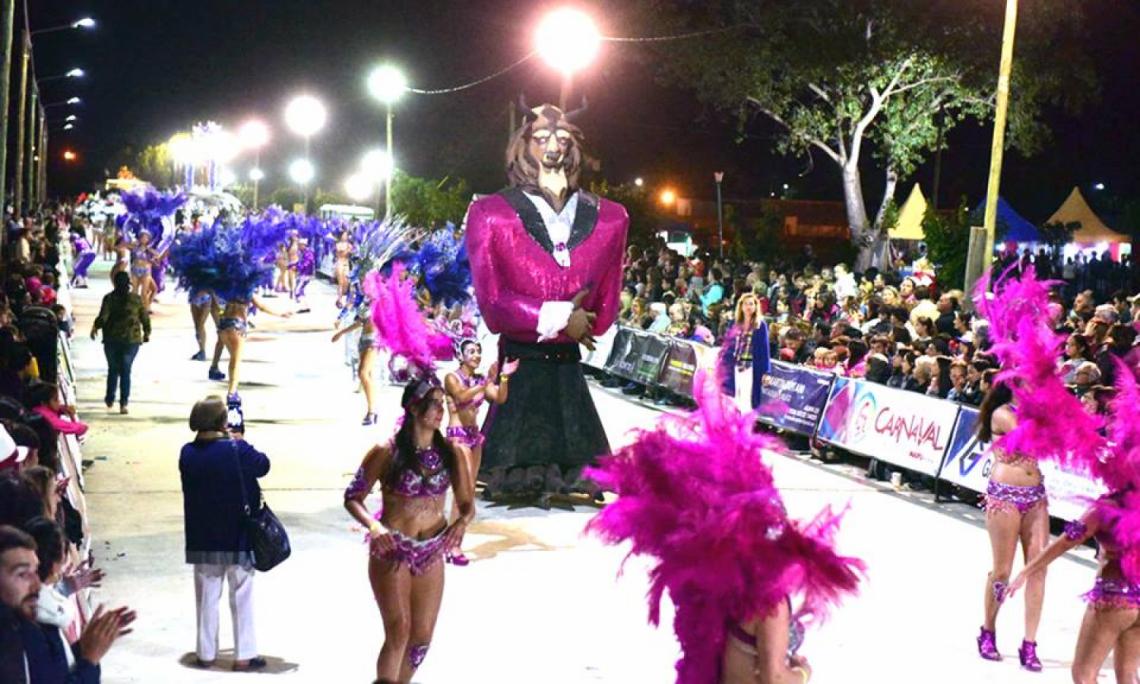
[117,188,187,310]
[586,372,863,684]
[169,217,295,404]
[442,339,517,564]
[465,98,628,505]
[344,262,474,683]
[973,268,1106,669]
[129,230,162,311]
[332,292,381,426]
[334,230,354,308]
[69,232,96,288]
[343,380,475,684]
[719,292,771,409]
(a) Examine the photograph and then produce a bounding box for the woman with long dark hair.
[343,379,475,684]
[90,271,150,414]
[975,381,1048,670]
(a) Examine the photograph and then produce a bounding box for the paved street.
[67,260,1111,683]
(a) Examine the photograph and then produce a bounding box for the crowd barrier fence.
[595,325,1106,522]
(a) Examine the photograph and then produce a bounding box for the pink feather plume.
[973,267,1104,471]
[585,372,863,684]
[1092,360,1140,583]
[364,263,453,374]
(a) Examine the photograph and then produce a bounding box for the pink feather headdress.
[585,372,863,684]
[973,267,1104,470]
[1092,360,1140,583]
[364,263,453,376]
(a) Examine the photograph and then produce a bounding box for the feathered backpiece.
[410,225,472,307]
[585,372,863,684]
[116,187,187,250]
[168,215,284,302]
[365,262,453,375]
[1092,361,1140,584]
[973,267,1104,470]
[351,218,418,286]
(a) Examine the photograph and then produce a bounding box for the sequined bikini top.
[386,446,450,498]
[454,371,485,411]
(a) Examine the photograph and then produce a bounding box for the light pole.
[367,65,407,220]
[284,95,327,212]
[360,148,393,217]
[239,119,270,210]
[0,0,16,246]
[714,171,725,259]
[536,8,600,108]
[38,67,84,83]
[26,84,38,209]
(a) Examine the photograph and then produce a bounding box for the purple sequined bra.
[984,481,1046,515]
[342,446,451,500]
[454,372,486,411]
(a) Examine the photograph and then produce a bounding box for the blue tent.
[971,197,1041,243]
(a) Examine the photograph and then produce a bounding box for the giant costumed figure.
[465,98,628,504]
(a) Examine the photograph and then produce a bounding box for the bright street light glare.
[66,97,81,105]
[219,169,237,187]
[66,68,85,78]
[284,95,327,137]
[536,8,601,74]
[62,150,77,162]
[289,158,315,185]
[367,65,408,105]
[238,120,271,150]
[360,148,393,183]
[659,189,676,206]
[249,168,265,182]
[203,128,238,163]
[169,133,195,165]
[1094,182,1106,191]
[73,17,95,28]
[65,115,77,122]
[62,124,74,131]
[344,174,373,202]
[634,177,644,187]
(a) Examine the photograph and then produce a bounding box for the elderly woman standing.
[90,271,150,414]
[179,396,270,672]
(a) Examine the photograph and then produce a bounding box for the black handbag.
[230,442,291,572]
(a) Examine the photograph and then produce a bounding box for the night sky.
[28,1,1140,225]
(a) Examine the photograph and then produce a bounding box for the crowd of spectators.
[618,239,1140,411]
[1,205,133,683]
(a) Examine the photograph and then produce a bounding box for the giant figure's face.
[506,102,585,213]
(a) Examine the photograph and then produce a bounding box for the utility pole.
[714,171,725,260]
[37,107,46,202]
[25,84,36,210]
[0,0,16,258]
[13,28,28,214]
[965,0,1018,295]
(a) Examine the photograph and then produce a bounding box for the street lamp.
[239,119,271,209]
[39,68,85,83]
[44,97,80,108]
[64,115,76,122]
[30,17,96,36]
[344,174,373,204]
[62,150,77,162]
[1094,182,1106,192]
[659,189,676,206]
[634,177,644,188]
[289,158,315,190]
[62,123,74,131]
[536,8,600,107]
[284,95,326,210]
[366,65,407,220]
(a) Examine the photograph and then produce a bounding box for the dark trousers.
[103,340,140,406]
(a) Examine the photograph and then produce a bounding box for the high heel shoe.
[446,552,470,566]
[977,626,1001,661]
[1018,640,1042,672]
[361,412,377,426]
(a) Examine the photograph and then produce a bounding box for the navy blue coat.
[719,322,772,409]
[18,619,99,683]
[179,437,270,561]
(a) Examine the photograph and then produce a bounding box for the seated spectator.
[865,353,892,383]
[1072,361,1101,394]
[646,303,670,334]
[26,382,88,438]
[666,303,690,338]
[935,293,959,335]
[945,360,969,402]
[1060,333,1094,383]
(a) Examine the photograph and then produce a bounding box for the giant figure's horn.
[564,96,589,122]
[516,94,537,121]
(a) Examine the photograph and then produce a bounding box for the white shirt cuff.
[537,301,575,341]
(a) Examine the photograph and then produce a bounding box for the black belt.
[502,340,581,363]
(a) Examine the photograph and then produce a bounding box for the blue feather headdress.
[168,213,289,302]
[116,187,187,251]
[409,224,472,307]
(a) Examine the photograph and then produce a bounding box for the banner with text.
[657,340,699,396]
[757,362,835,436]
[816,377,959,476]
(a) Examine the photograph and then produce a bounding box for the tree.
[590,180,657,246]
[638,0,1094,270]
[922,199,971,289]
[1038,221,1078,254]
[133,143,174,187]
[390,171,471,228]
